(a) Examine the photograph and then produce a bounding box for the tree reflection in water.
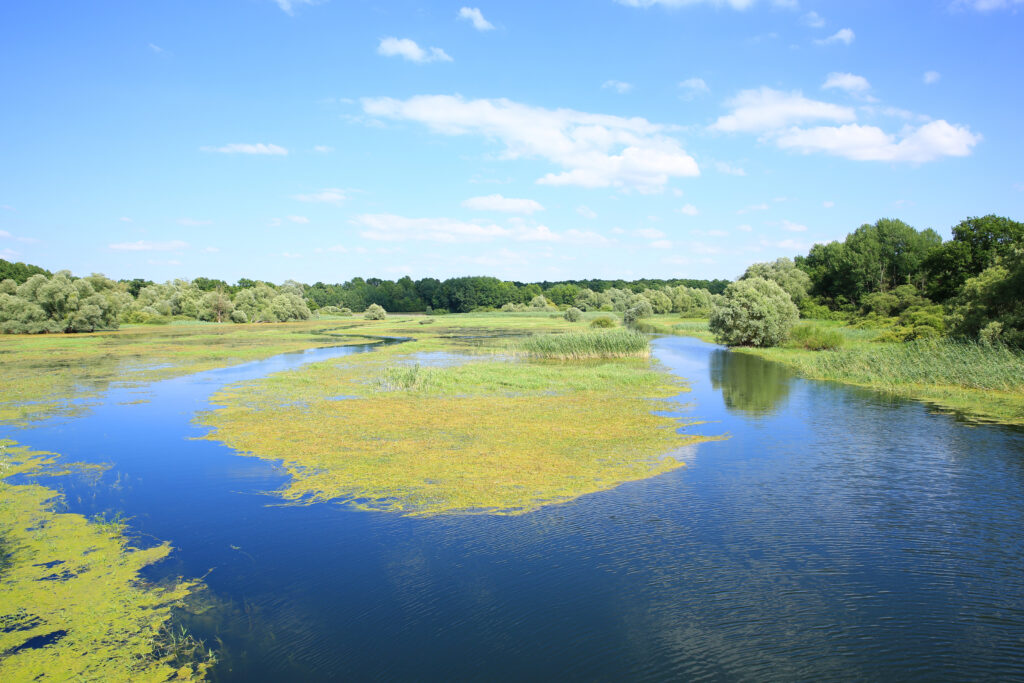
[709,349,792,416]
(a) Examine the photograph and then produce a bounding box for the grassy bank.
[668,317,1024,426]
[0,440,212,681]
[197,316,710,515]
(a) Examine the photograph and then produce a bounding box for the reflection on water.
[709,348,791,416]
[2,336,1024,681]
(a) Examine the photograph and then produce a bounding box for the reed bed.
[775,338,1024,392]
[517,329,650,359]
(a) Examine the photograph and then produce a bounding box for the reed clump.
[789,325,846,351]
[518,329,649,359]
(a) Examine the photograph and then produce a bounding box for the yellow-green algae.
[0,440,211,681]
[0,321,376,425]
[198,330,713,516]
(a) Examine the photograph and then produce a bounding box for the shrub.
[364,303,387,320]
[564,307,582,322]
[418,318,434,325]
[709,277,799,347]
[590,315,616,329]
[230,309,248,323]
[789,325,845,350]
[623,300,654,326]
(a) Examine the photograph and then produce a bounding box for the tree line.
[710,214,1023,348]
[0,262,727,334]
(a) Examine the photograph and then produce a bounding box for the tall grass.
[518,329,650,359]
[780,338,1024,392]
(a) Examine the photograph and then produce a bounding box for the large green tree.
[922,215,1024,301]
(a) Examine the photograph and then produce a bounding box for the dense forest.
[1,214,1021,347]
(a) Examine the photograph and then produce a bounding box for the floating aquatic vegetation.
[0,440,212,681]
[200,337,710,516]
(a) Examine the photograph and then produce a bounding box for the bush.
[364,303,387,320]
[418,318,434,325]
[789,325,845,350]
[230,309,248,323]
[623,300,654,326]
[590,315,616,328]
[564,307,582,322]
[709,277,799,347]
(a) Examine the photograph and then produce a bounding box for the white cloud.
[109,240,188,252]
[377,37,452,63]
[313,145,333,153]
[678,203,699,216]
[781,219,808,232]
[118,216,133,222]
[714,161,746,176]
[458,7,494,31]
[462,194,545,214]
[736,224,753,231]
[951,0,1024,10]
[615,0,757,9]
[636,228,666,239]
[353,214,610,245]
[678,77,709,100]
[274,0,317,15]
[924,71,942,85]
[711,88,856,133]
[801,11,825,27]
[765,238,807,250]
[822,72,871,93]
[202,143,288,155]
[292,188,347,205]
[650,239,673,249]
[602,80,633,94]
[1,247,20,258]
[577,205,598,219]
[363,95,699,191]
[281,251,303,259]
[0,229,10,238]
[823,200,835,208]
[148,43,164,54]
[775,120,981,162]
[815,28,855,45]
[177,218,212,226]
[1,205,14,211]
[287,215,310,224]
[738,202,769,214]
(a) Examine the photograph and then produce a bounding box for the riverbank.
[664,317,1024,427]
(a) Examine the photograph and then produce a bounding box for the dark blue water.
[5,336,1024,681]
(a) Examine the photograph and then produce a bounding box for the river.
[3,335,1024,680]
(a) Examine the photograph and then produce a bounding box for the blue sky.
[2,0,1022,284]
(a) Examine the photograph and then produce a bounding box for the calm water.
[4,336,1024,680]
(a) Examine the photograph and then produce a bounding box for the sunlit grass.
[517,329,649,359]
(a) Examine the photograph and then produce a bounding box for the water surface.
[4,336,1024,680]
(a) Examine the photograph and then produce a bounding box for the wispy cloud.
[678,204,699,216]
[924,70,942,84]
[274,0,319,16]
[801,11,825,27]
[377,37,452,63]
[177,218,212,226]
[711,88,856,133]
[363,94,699,191]
[815,28,855,45]
[462,194,545,214]
[109,240,188,252]
[602,80,633,94]
[678,77,709,99]
[353,214,610,246]
[822,72,871,93]
[292,188,347,205]
[457,7,494,31]
[577,206,598,219]
[201,143,288,155]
